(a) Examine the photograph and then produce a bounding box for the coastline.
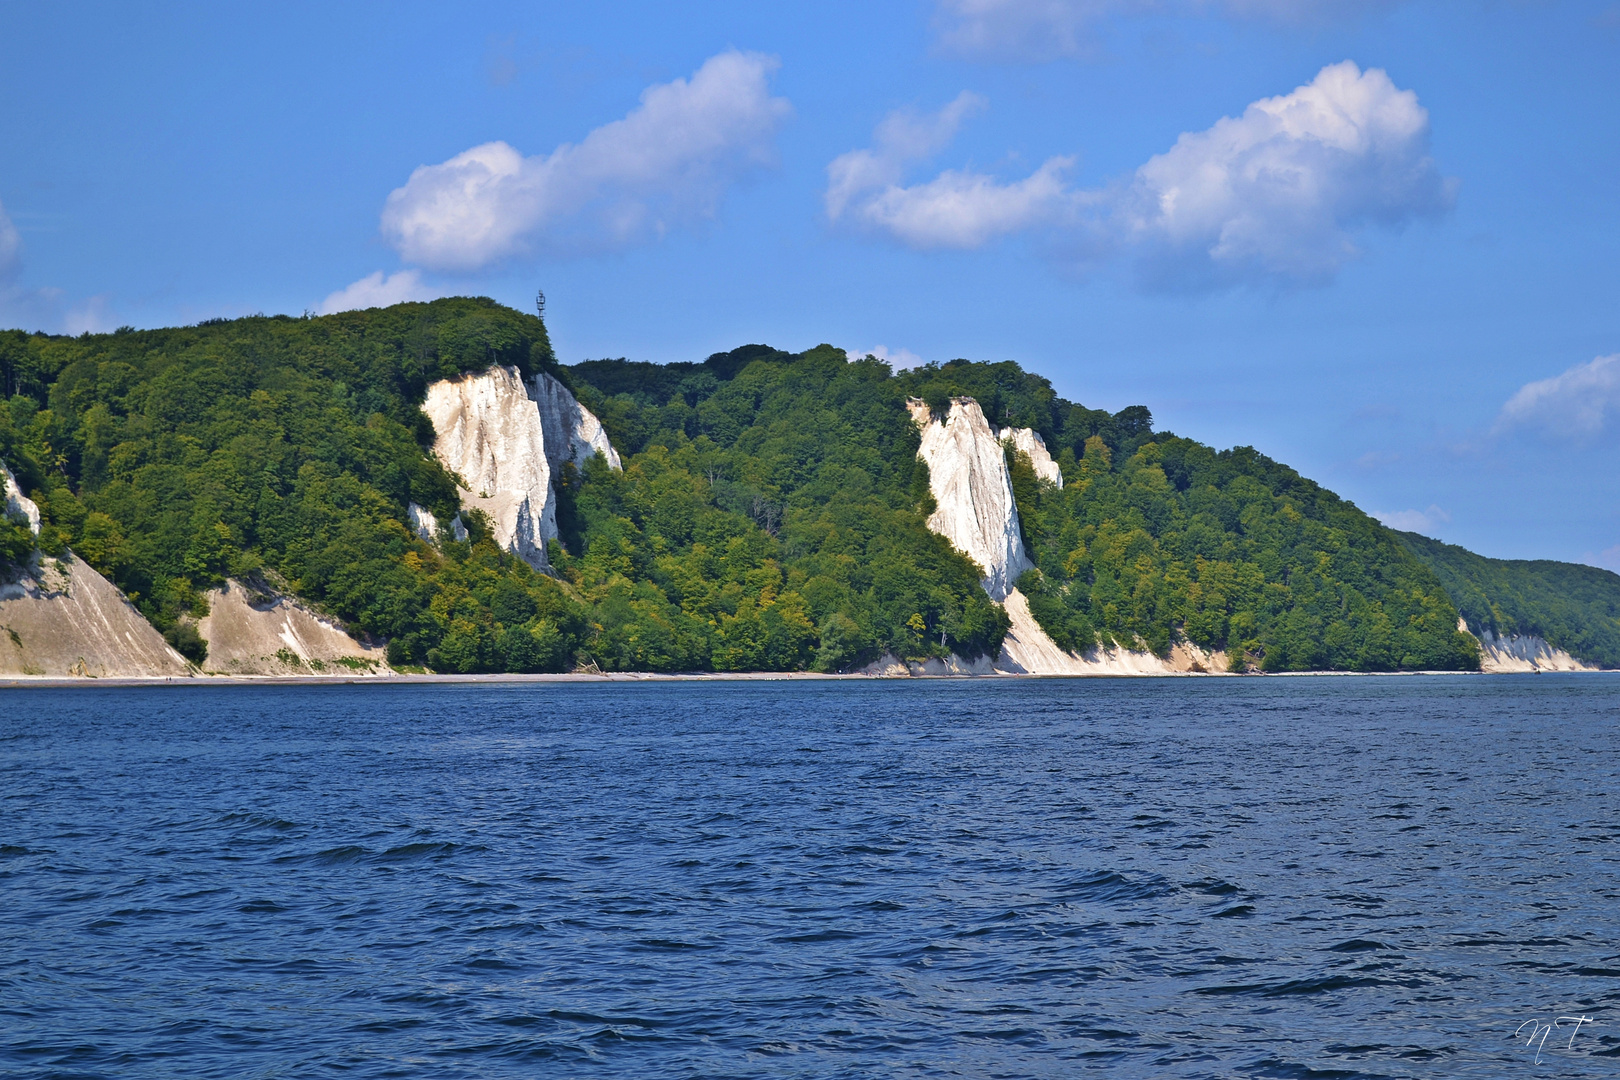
[3,668,1613,689]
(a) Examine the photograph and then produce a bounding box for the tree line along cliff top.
[3,296,1617,673]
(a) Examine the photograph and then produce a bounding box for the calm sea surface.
[3,676,1619,1078]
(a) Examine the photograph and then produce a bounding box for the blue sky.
[2,0,1617,566]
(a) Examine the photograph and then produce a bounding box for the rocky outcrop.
[1459,618,1601,673]
[0,554,191,677]
[1000,427,1063,488]
[197,579,389,676]
[996,587,1226,675]
[904,397,1225,677]
[422,365,556,569]
[420,366,621,571]
[2,460,41,535]
[532,371,622,473]
[909,397,1031,601]
[406,502,466,544]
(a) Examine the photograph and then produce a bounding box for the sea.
[2,676,1618,1078]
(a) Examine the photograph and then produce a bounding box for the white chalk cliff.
[532,370,623,473]
[901,397,1222,677]
[419,365,621,571]
[3,460,41,535]
[1459,618,1600,673]
[909,397,1032,601]
[1000,426,1063,488]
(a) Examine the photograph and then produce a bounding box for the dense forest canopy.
[1399,531,1620,667]
[0,297,1505,673]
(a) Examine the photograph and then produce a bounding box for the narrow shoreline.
[2,668,1613,689]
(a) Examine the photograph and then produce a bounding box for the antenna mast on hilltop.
[535,289,546,321]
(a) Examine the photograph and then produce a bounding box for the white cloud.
[1374,504,1450,533]
[1120,60,1453,288]
[381,50,791,271]
[1496,354,1620,439]
[825,92,985,220]
[827,62,1452,288]
[827,93,1082,249]
[845,345,926,370]
[934,0,1403,60]
[845,158,1080,250]
[319,270,445,315]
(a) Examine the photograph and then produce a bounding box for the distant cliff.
[1,298,1613,677]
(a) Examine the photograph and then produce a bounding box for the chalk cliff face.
[531,371,622,473]
[1000,427,1063,488]
[0,554,191,677]
[406,502,466,544]
[1459,618,1600,673]
[420,366,622,571]
[422,366,558,569]
[198,579,389,676]
[2,461,41,535]
[904,397,1226,676]
[909,398,1031,601]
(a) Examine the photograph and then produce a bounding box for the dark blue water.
[3,677,1619,1078]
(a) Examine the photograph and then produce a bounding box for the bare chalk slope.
[198,580,389,676]
[0,554,191,677]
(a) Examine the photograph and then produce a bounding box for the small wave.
[771,929,864,944]
[630,938,713,951]
[219,812,300,831]
[374,841,478,863]
[237,899,289,913]
[1328,939,1394,953]
[274,844,369,865]
[1052,870,1173,905]
[1212,904,1256,918]
[1195,974,1388,997]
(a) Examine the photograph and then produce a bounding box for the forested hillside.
[0,297,1489,673]
[1398,532,1620,668]
[883,360,1477,671]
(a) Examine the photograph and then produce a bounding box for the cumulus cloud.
[825,92,986,220]
[319,270,445,315]
[1119,60,1453,288]
[1496,354,1620,439]
[827,61,1453,288]
[934,0,1403,60]
[1374,504,1450,533]
[381,50,791,271]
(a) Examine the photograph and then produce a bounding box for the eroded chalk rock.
[1458,617,1601,673]
[908,397,1031,601]
[197,579,390,676]
[0,553,191,677]
[531,371,622,474]
[2,460,41,536]
[422,366,556,569]
[994,587,1226,676]
[419,366,622,571]
[407,502,466,544]
[1000,426,1063,488]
